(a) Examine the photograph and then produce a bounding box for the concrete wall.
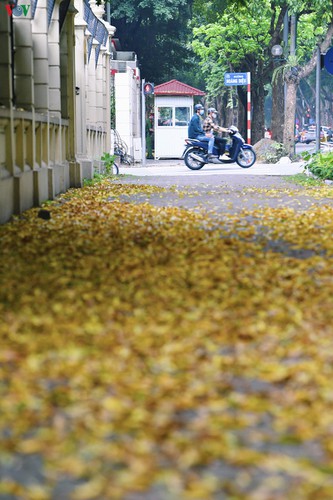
[115,68,142,162]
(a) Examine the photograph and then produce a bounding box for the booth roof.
[154,79,205,96]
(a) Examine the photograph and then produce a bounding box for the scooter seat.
[186,138,201,143]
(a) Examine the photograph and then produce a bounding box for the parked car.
[300,126,316,143]
[300,126,328,143]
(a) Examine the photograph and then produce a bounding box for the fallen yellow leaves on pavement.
[1,179,333,499]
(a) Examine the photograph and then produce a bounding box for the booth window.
[175,107,190,126]
[158,107,173,126]
[157,106,190,127]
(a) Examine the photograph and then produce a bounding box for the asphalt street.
[113,158,333,215]
[119,158,305,177]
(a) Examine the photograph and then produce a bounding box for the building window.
[175,107,190,126]
[157,106,190,127]
[157,107,173,126]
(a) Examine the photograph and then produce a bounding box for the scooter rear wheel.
[236,148,256,168]
[184,148,206,170]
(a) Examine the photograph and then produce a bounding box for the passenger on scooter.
[203,108,230,160]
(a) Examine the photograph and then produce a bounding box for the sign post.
[224,73,248,86]
[141,79,146,166]
[246,72,251,145]
[316,46,321,152]
[319,46,333,152]
[224,72,251,144]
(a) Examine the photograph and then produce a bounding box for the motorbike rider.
[188,104,211,145]
[203,107,230,160]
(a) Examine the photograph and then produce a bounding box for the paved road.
[119,158,305,177]
[113,158,331,214]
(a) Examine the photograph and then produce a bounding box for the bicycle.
[114,130,134,165]
[112,162,119,175]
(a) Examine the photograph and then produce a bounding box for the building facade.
[111,49,141,162]
[0,0,116,224]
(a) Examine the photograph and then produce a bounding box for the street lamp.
[271,44,283,58]
[271,44,286,62]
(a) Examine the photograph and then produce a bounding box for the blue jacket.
[188,113,203,138]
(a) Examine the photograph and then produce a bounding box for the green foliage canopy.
[192,0,272,98]
[110,0,188,22]
[109,0,196,83]
[191,0,333,100]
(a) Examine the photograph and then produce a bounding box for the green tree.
[281,1,333,154]
[192,0,333,151]
[109,0,198,84]
[192,0,275,143]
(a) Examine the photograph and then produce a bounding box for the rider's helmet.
[194,104,204,112]
[207,107,217,114]
[229,125,239,134]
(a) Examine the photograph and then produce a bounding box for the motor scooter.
[182,126,256,170]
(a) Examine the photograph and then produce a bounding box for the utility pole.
[290,14,297,57]
[283,10,289,115]
[290,13,297,156]
[141,79,146,167]
[315,45,321,152]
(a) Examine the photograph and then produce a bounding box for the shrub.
[264,142,288,163]
[302,151,333,180]
[253,139,287,163]
[101,152,117,175]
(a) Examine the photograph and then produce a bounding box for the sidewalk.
[1,155,333,499]
[119,158,306,177]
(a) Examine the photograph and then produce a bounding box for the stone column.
[87,38,98,158]
[74,0,87,156]
[64,3,82,188]
[32,0,50,202]
[73,0,92,179]
[13,8,34,110]
[90,0,105,157]
[13,9,35,213]
[91,3,116,155]
[48,3,61,118]
[0,11,13,108]
[0,107,16,222]
[32,0,49,113]
[0,12,15,187]
[101,46,108,151]
[104,21,116,154]
[95,47,104,130]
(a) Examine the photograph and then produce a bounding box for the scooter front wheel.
[184,148,206,170]
[236,148,256,168]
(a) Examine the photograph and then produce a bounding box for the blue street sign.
[324,47,333,75]
[224,72,248,86]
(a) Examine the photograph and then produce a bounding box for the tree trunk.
[252,79,265,144]
[281,22,333,155]
[283,77,298,156]
[271,70,285,143]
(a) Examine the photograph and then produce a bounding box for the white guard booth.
[153,80,205,159]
